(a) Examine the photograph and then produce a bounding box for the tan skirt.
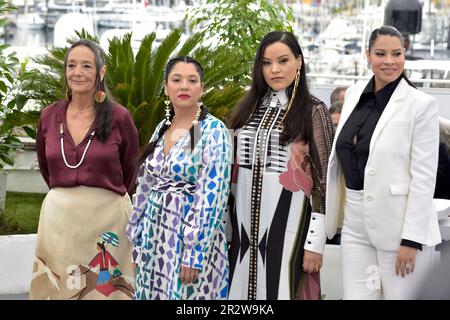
[29,186,135,300]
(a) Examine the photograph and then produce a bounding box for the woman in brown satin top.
[30,39,139,300]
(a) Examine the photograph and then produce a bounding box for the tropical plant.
[27,28,246,148]
[0,1,40,170]
[187,0,294,76]
[107,28,246,146]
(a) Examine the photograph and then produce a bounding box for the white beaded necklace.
[60,122,95,169]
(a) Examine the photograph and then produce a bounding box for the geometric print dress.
[228,89,334,300]
[126,114,232,300]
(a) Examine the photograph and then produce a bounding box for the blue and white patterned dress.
[126,114,232,300]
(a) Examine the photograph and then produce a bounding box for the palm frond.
[21,29,248,149]
[147,28,182,100]
[203,85,245,120]
[106,33,135,106]
[177,32,202,57]
[134,32,156,103]
[73,29,99,43]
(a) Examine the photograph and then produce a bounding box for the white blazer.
[325,78,441,251]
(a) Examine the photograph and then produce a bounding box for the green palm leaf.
[147,28,182,100]
[134,32,156,104]
[178,32,203,57]
[106,33,135,107]
[21,29,247,149]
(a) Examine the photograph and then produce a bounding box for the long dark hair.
[97,242,106,254]
[137,56,208,168]
[228,31,313,145]
[63,39,113,143]
[368,25,415,88]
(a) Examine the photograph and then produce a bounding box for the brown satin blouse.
[36,100,140,196]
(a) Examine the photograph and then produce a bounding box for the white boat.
[37,0,84,28]
[97,8,155,29]
[146,5,185,30]
[16,13,45,30]
[53,12,95,48]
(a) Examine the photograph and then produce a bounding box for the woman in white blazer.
[326,26,441,299]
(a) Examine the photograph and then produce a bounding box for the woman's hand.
[395,246,417,278]
[303,250,323,274]
[180,265,199,284]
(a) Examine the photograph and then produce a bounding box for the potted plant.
[28,28,247,148]
[0,1,41,297]
[1,1,40,211]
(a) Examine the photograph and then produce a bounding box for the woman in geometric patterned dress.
[126,56,232,300]
[228,31,334,300]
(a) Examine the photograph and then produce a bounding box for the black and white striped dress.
[228,89,334,300]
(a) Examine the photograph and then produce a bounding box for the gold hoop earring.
[279,68,300,128]
[192,101,202,126]
[94,89,106,103]
[164,98,172,126]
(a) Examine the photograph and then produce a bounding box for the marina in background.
[1,0,450,87]
[1,1,450,300]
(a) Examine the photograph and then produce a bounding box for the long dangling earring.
[192,101,202,126]
[94,78,106,103]
[279,68,300,128]
[164,98,172,126]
